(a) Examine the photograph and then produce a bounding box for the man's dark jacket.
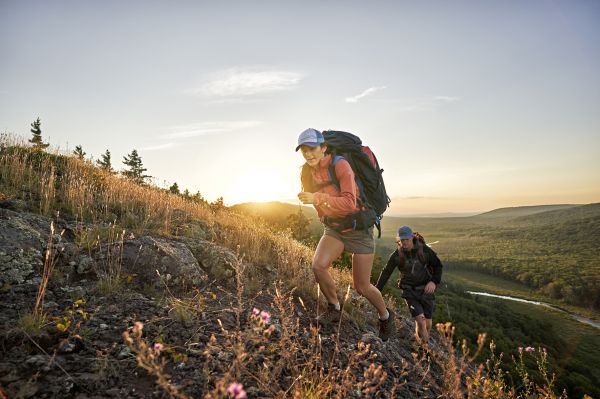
[375,242,443,292]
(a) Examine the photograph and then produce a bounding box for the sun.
[224,168,296,205]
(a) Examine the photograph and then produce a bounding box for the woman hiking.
[296,128,395,341]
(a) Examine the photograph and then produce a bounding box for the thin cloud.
[345,86,387,103]
[189,68,303,99]
[140,142,178,151]
[400,95,460,112]
[161,121,262,139]
[434,96,459,102]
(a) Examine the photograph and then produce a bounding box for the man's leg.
[352,253,387,316]
[422,296,435,341]
[312,235,345,305]
[415,314,429,343]
[425,318,433,337]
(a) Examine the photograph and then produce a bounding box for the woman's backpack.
[301,130,391,237]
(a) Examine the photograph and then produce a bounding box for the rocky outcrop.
[0,209,46,288]
[97,235,208,286]
[181,238,239,281]
[0,209,239,290]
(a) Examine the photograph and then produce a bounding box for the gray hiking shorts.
[323,226,375,254]
[402,286,435,319]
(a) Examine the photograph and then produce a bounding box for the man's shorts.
[323,226,375,254]
[402,287,435,319]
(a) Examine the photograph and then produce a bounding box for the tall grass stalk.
[33,222,60,323]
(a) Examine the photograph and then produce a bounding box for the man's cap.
[295,128,324,151]
[397,226,413,240]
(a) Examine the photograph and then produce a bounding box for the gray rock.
[181,238,239,281]
[76,255,95,274]
[117,346,132,360]
[25,355,48,368]
[59,342,77,353]
[12,381,39,398]
[93,235,208,287]
[0,209,48,287]
[0,199,27,211]
[43,301,59,310]
[360,332,384,351]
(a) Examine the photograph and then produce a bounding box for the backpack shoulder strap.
[327,155,345,189]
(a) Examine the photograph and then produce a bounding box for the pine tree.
[210,197,225,211]
[192,191,206,204]
[73,145,86,160]
[96,149,114,173]
[169,182,180,194]
[28,117,49,150]
[122,149,150,184]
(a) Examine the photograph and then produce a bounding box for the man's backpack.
[301,130,391,237]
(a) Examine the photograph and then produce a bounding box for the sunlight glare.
[224,168,296,205]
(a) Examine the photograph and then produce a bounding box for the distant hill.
[509,202,600,227]
[471,204,579,219]
[500,203,600,254]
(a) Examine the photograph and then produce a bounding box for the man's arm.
[427,248,443,285]
[375,252,397,292]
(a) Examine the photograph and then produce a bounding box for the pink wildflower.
[252,307,260,316]
[153,343,164,354]
[518,346,523,353]
[132,322,144,334]
[227,382,247,399]
[260,310,271,323]
[525,346,535,353]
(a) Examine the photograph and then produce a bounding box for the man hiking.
[375,226,443,345]
[295,128,395,341]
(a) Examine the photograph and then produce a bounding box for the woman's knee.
[312,259,329,274]
[354,282,371,296]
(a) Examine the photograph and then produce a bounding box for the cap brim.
[295,142,319,151]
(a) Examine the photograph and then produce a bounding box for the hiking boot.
[378,307,395,341]
[317,303,341,329]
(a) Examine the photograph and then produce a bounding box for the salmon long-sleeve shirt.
[309,155,361,219]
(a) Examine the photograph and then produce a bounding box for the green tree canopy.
[122,149,150,184]
[169,182,180,195]
[73,145,86,160]
[96,149,114,173]
[28,117,49,150]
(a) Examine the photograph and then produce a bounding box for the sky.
[1,0,599,216]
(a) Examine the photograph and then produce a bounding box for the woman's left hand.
[298,192,315,204]
[424,281,437,294]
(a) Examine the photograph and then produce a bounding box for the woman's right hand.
[298,192,315,204]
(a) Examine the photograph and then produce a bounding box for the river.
[466,291,600,330]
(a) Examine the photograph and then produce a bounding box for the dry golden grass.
[0,136,319,297]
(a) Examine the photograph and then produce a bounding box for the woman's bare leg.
[352,253,388,317]
[312,235,345,304]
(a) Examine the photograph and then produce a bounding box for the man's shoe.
[317,303,341,329]
[378,307,395,341]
